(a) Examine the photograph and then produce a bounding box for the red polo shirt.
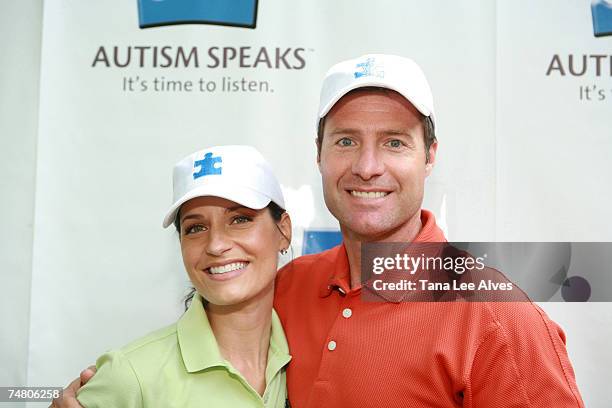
[274,210,584,407]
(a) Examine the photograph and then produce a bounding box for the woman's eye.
[337,138,355,147]
[386,139,404,148]
[184,224,206,235]
[231,215,252,225]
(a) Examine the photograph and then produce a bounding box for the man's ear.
[315,137,322,170]
[425,141,438,176]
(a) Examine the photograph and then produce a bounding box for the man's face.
[318,89,437,241]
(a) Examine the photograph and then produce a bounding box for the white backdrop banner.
[0,1,610,407]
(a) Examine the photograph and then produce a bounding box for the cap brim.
[162,183,271,228]
[317,79,433,126]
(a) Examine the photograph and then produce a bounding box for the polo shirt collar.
[319,209,447,299]
[266,310,292,385]
[177,293,291,374]
[177,294,225,372]
[319,244,351,298]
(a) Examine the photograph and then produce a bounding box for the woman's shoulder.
[106,321,186,379]
[77,323,182,408]
[93,323,182,381]
[77,347,144,408]
[119,322,179,357]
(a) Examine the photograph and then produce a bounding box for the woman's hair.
[176,201,289,310]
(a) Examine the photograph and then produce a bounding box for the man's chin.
[341,219,397,241]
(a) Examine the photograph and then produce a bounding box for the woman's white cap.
[317,54,436,129]
[163,145,285,228]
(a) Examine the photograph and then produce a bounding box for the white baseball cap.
[162,145,285,228]
[317,54,436,130]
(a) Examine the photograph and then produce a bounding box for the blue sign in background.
[592,0,612,37]
[302,230,343,255]
[138,0,258,29]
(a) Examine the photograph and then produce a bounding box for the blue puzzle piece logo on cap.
[193,152,222,180]
[137,0,258,29]
[592,0,612,37]
[354,57,385,79]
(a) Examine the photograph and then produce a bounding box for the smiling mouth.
[349,190,389,199]
[207,262,249,275]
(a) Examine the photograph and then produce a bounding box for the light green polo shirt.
[77,294,291,408]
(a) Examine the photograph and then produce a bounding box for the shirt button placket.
[315,292,353,386]
[326,308,353,353]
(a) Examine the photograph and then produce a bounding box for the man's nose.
[351,144,385,180]
[205,228,233,256]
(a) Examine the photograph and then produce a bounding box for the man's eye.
[337,138,354,147]
[231,215,252,225]
[386,139,404,148]
[184,224,206,235]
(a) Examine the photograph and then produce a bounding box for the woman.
[75,145,292,407]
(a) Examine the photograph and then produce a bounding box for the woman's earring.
[280,248,288,255]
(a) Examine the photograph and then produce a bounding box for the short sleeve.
[77,350,143,408]
[466,303,584,407]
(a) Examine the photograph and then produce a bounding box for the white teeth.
[209,262,248,274]
[350,191,388,199]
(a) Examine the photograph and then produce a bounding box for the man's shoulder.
[484,300,563,337]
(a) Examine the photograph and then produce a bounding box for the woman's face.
[179,196,291,307]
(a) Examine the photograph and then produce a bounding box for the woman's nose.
[205,229,233,256]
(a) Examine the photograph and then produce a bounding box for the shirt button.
[342,308,352,318]
[327,340,337,351]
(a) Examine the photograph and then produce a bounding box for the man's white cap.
[317,54,435,129]
[162,145,285,228]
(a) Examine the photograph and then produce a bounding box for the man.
[53,54,584,407]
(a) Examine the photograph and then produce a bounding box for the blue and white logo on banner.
[138,0,258,29]
[592,0,612,37]
[193,153,222,180]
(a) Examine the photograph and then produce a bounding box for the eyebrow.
[226,205,249,212]
[180,214,202,224]
[327,127,361,136]
[180,205,252,223]
[383,129,413,137]
[327,127,416,140]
